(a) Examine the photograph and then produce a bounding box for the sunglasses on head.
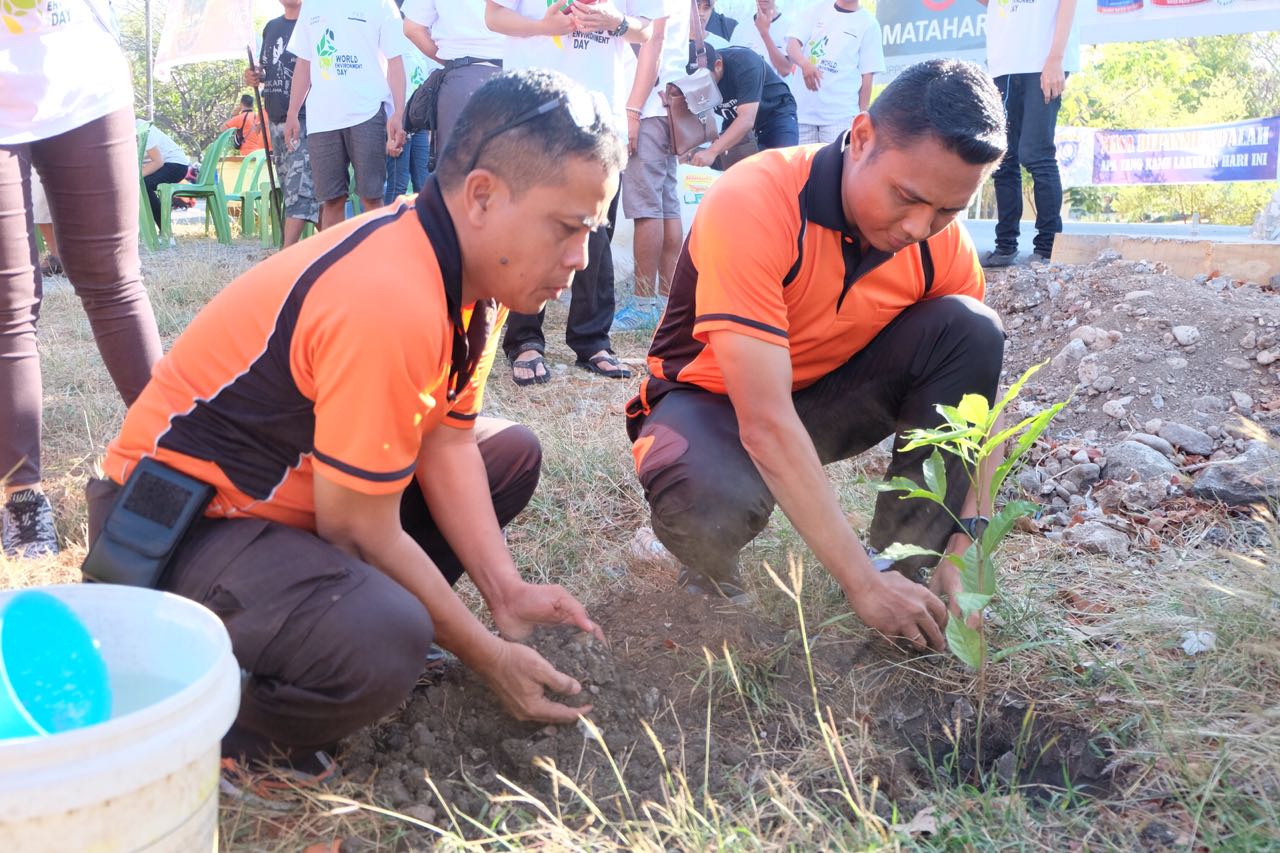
[465,88,604,174]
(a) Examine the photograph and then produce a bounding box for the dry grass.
[4,231,1279,851]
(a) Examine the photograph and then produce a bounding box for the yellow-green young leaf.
[877,542,943,562]
[956,393,990,426]
[947,617,986,668]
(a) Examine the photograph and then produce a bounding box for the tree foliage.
[117,0,248,163]
[1060,34,1279,225]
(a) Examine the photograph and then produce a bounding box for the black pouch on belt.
[81,457,214,589]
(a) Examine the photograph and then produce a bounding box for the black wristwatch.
[609,16,630,38]
[954,515,990,541]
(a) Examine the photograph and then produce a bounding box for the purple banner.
[1092,116,1280,186]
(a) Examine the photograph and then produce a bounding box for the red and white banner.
[153,0,255,81]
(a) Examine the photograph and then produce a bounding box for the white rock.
[1240,331,1257,350]
[1231,391,1254,409]
[1224,356,1252,371]
[1165,357,1188,369]
[1172,326,1201,346]
[1257,350,1280,366]
[1052,338,1088,370]
[1105,441,1179,481]
[1070,325,1099,345]
[1102,399,1128,419]
[1124,290,1154,301]
[1129,432,1176,458]
[1063,522,1130,558]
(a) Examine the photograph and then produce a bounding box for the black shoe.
[2,488,59,558]
[982,249,1018,268]
[676,565,752,605]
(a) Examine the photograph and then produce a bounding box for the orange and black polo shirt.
[631,134,985,422]
[104,179,505,532]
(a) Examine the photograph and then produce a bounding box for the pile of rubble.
[985,252,1280,559]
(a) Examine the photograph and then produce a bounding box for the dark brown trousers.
[631,295,1005,583]
[1,108,162,487]
[86,418,541,764]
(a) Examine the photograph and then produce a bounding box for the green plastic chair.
[225,149,267,237]
[135,124,161,252]
[157,128,236,245]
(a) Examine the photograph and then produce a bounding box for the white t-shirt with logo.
[401,0,505,61]
[0,0,133,144]
[641,0,693,119]
[493,0,664,132]
[402,46,440,104]
[287,0,407,134]
[985,0,1080,80]
[728,11,789,72]
[136,120,189,167]
[786,4,884,127]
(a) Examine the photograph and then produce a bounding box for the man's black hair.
[867,59,1006,166]
[437,69,627,195]
[240,94,254,108]
[686,40,720,75]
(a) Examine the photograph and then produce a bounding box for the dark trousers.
[142,162,189,231]
[993,73,1065,258]
[503,191,619,363]
[1,107,163,487]
[85,418,541,763]
[755,103,799,150]
[632,296,1005,582]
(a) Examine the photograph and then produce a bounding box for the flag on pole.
[153,0,256,81]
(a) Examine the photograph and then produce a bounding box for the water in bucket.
[0,590,112,739]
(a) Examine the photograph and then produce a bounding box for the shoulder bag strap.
[690,0,708,69]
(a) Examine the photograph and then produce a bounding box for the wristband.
[609,16,630,38]
[954,516,990,541]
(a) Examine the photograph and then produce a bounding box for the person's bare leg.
[319,198,345,230]
[658,217,682,298]
[283,217,307,247]
[359,196,382,215]
[632,217,663,298]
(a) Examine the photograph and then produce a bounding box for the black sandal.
[576,351,632,380]
[511,350,550,386]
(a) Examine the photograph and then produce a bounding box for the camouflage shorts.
[268,119,320,223]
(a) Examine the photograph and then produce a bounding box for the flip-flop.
[576,351,632,380]
[511,352,550,386]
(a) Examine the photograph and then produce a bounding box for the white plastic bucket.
[0,584,240,852]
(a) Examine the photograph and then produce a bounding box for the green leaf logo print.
[2,0,41,35]
[806,34,828,65]
[317,28,337,79]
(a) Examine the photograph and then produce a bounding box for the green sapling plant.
[876,362,1066,670]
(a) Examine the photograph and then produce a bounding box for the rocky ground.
[984,252,1280,561]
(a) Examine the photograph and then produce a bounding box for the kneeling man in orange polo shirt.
[85,70,625,771]
[626,59,1008,652]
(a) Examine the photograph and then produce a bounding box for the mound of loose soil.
[340,591,1113,832]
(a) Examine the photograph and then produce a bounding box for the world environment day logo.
[317,28,337,79]
[2,0,41,35]
[807,34,828,64]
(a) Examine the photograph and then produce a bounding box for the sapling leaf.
[990,361,1047,423]
[897,488,948,506]
[979,500,1040,555]
[956,592,993,616]
[955,393,990,426]
[875,476,928,494]
[990,402,1066,498]
[946,617,986,669]
[876,542,943,562]
[923,449,947,502]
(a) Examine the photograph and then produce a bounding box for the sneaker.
[611,300,664,334]
[981,249,1018,268]
[1,488,59,558]
[676,565,752,605]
